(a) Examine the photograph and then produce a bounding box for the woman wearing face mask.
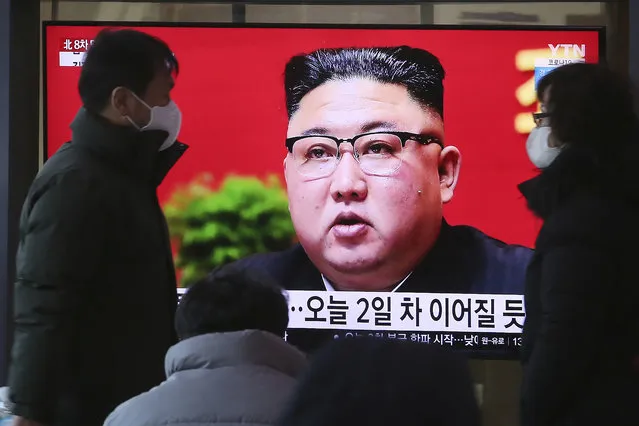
[518,62,639,426]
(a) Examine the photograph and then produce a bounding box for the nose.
[329,149,368,203]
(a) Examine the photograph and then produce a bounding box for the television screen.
[43,23,604,358]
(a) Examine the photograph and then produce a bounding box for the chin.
[324,248,382,275]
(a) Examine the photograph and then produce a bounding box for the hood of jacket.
[164,329,307,379]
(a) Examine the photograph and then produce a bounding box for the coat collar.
[518,145,621,219]
[70,108,188,186]
[165,330,307,378]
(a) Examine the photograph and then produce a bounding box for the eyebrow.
[301,126,329,136]
[299,120,398,137]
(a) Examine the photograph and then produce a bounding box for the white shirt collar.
[321,272,413,292]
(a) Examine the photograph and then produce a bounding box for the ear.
[282,153,295,184]
[283,156,291,212]
[438,146,461,204]
[110,87,131,117]
[283,156,289,182]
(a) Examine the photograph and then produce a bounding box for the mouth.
[331,212,371,228]
[329,213,373,239]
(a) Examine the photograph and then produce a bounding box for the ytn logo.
[548,44,586,58]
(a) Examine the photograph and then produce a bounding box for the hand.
[11,416,47,426]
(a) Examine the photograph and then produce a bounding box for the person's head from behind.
[526,62,639,169]
[278,337,480,426]
[174,265,289,340]
[78,28,180,139]
[283,46,461,292]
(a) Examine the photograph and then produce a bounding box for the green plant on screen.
[164,173,296,287]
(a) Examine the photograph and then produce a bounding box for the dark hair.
[537,62,639,151]
[174,265,289,340]
[284,46,445,119]
[278,338,481,426]
[78,28,179,114]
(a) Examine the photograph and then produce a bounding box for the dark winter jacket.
[519,146,639,426]
[105,330,307,426]
[8,108,188,426]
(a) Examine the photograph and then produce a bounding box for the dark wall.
[0,0,41,386]
[0,0,9,388]
[630,0,639,87]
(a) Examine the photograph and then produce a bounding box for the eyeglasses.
[285,131,443,179]
[532,112,551,128]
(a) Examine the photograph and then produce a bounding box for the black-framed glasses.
[532,112,551,128]
[285,131,443,178]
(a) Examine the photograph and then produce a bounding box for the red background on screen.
[44,26,600,248]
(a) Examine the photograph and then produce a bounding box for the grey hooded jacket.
[103,330,307,426]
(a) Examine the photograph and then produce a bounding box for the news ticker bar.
[286,329,522,352]
[285,291,524,334]
[177,288,525,335]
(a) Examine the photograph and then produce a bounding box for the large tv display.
[43,22,604,358]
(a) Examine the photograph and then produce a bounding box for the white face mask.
[126,93,182,151]
[526,126,561,169]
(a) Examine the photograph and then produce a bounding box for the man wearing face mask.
[7,29,187,426]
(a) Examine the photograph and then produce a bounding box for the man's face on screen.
[285,78,460,291]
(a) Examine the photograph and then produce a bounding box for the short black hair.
[278,337,480,426]
[174,264,289,340]
[284,46,445,119]
[537,62,639,150]
[78,28,179,114]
